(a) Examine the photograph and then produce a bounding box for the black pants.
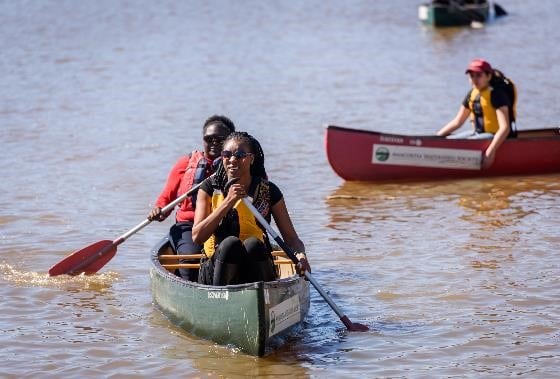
[198,236,277,286]
[169,222,202,281]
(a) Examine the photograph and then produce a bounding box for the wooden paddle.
[242,198,369,332]
[48,180,207,276]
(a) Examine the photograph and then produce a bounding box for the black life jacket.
[489,69,517,136]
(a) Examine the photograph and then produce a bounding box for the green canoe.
[149,237,311,356]
[418,1,490,27]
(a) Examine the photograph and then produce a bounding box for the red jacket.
[155,151,212,222]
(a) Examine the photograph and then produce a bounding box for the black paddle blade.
[48,240,116,276]
[494,3,507,17]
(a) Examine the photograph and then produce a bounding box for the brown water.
[1,1,560,377]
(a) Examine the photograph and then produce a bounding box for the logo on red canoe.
[375,147,390,162]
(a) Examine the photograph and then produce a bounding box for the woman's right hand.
[225,183,247,204]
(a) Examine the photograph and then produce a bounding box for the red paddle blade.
[341,316,369,332]
[48,240,116,276]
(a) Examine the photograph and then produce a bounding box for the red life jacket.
[175,151,209,222]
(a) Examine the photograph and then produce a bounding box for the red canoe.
[325,125,560,182]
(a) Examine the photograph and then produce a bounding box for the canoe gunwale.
[326,124,560,141]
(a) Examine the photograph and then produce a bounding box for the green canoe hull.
[150,237,310,356]
[418,2,489,27]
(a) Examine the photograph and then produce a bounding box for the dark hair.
[203,115,235,134]
[215,131,268,192]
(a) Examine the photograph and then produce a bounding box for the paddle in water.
[48,180,207,276]
[241,197,369,332]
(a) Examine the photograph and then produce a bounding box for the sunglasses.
[221,150,253,159]
[203,135,226,144]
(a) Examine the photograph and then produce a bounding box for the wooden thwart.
[159,251,287,260]
[162,258,293,270]
[162,263,200,269]
[159,250,294,274]
[159,254,203,260]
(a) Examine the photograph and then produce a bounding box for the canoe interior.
[150,238,310,356]
[516,128,560,139]
[157,245,297,279]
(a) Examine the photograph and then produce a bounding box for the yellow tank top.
[203,193,265,258]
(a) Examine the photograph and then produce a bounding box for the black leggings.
[169,222,202,281]
[198,236,277,286]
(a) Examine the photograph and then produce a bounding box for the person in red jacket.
[148,115,235,280]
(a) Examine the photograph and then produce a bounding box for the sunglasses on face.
[221,150,253,159]
[203,134,226,144]
[469,72,484,79]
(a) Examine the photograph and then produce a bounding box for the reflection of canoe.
[325,125,560,182]
[149,237,310,356]
[418,1,490,27]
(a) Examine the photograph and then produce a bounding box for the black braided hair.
[214,131,268,193]
[202,115,236,133]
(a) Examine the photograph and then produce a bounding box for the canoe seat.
[272,251,296,278]
[156,244,202,274]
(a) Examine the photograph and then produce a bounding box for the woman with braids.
[147,115,235,281]
[192,131,311,285]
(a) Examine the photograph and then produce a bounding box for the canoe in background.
[418,1,490,27]
[325,125,560,182]
[150,237,310,357]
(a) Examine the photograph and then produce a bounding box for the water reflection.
[326,175,560,226]
[149,307,312,378]
[325,174,560,271]
[421,24,472,44]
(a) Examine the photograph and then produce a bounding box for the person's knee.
[244,237,267,260]
[214,236,245,263]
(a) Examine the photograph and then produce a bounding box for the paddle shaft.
[242,198,362,331]
[67,180,207,275]
[117,179,206,244]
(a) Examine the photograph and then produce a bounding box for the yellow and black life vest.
[203,180,271,258]
[468,69,517,135]
[468,87,501,134]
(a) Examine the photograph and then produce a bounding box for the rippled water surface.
[1,1,560,377]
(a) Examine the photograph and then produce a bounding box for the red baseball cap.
[465,58,493,74]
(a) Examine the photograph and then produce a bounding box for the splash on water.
[0,263,119,290]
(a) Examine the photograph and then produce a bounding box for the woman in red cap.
[437,58,514,169]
